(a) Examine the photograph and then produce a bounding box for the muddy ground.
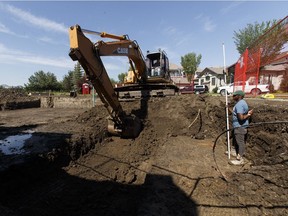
[0,93,287,216]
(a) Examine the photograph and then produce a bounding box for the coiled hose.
[212,121,288,181]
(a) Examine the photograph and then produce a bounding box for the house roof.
[169,63,183,70]
[197,67,224,77]
[262,64,288,71]
[171,76,190,84]
[269,51,288,65]
[227,51,288,70]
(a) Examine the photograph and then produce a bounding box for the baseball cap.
[233,90,245,96]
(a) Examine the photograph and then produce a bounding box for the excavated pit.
[0,93,287,216]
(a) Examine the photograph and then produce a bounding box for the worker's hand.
[247,109,253,116]
[225,102,231,108]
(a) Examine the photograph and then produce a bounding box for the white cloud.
[0,22,15,34]
[1,3,67,34]
[204,17,216,32]
[38,37,54,43]
[0,43,73,68]
[161,25,193,47]
[195,14,217,32]
[220,1,244,15]
[37,36,67,46]
[164,26,177,36]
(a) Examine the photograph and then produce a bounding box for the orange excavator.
[68,24,178,137]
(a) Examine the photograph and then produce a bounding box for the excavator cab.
[146,49,170,80]
[124,49,171,85]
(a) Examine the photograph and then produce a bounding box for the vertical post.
[223,43,231,159]
[256,48,262,93]
[242,49,248,92]
[92,86,95,107]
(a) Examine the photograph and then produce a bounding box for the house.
[169,63,183,77]
[227,51,288,90]
[169,63,203,88]
[195,67,225,92]
[260,52,288,90]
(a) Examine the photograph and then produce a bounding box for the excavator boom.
[69,25,141,138]
[78,26,178,100]
[81,28,127,40]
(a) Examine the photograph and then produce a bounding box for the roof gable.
[198,67,224,77]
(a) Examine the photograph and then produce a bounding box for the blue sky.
[0,1,287,86]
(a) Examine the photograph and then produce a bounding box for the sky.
[0,1,287,87]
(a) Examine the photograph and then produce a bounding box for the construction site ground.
[0,93,287,216]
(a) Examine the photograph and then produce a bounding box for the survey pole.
[222,43,231,159]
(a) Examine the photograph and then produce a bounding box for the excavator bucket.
[107,114,142,138]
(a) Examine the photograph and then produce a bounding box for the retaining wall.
[41,96,95,108]
[0,99,41,111]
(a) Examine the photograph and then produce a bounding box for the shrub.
[212,86,218,93]
[269,84,275,93]
[279,72,288,92]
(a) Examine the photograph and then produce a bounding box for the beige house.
[260,52,288,90]
[169,63,203,88]
[195,67,225,92]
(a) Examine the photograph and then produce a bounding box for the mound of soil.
[0,88,40,110]
[0,94,287,215]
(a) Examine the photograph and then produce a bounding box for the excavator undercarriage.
[115,83,178,100]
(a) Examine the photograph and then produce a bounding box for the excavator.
[117,48,178,99]
[68,24,178,138]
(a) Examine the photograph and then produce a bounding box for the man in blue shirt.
[229,90,253,165]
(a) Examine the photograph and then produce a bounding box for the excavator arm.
[79,26,147,83]
[69,25,141,138]
[94,40,147,83]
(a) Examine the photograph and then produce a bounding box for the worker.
[228,90,253,165]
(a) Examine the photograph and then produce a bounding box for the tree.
[233,20,276,54]
[118,73,127,83]
[181,52,202,83]
[73,62,84,92]
[61,70,74,91]
[110,78,117,86]
[279,70,288,92]
[25,70,61,91]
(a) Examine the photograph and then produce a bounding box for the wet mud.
[0,94,287,215]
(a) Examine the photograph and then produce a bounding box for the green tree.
[233,20,276,54]
[118,73,127,83]
[181,52,202,82]
[73,62,84,91]
[25,70,61,91]
[110,78,117,86]
[61,70,74,91]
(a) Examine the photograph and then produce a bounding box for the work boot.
[229,155,244,166]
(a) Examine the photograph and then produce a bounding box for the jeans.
[233,127,247,157]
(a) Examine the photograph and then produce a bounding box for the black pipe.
[212,121,288,181]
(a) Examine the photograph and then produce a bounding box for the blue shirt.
[232,99,249,128]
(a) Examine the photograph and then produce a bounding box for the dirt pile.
[0,94,287,215]
[0,88,40,110]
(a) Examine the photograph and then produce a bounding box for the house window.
[205,76,210,81]
[212,77,215,85]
